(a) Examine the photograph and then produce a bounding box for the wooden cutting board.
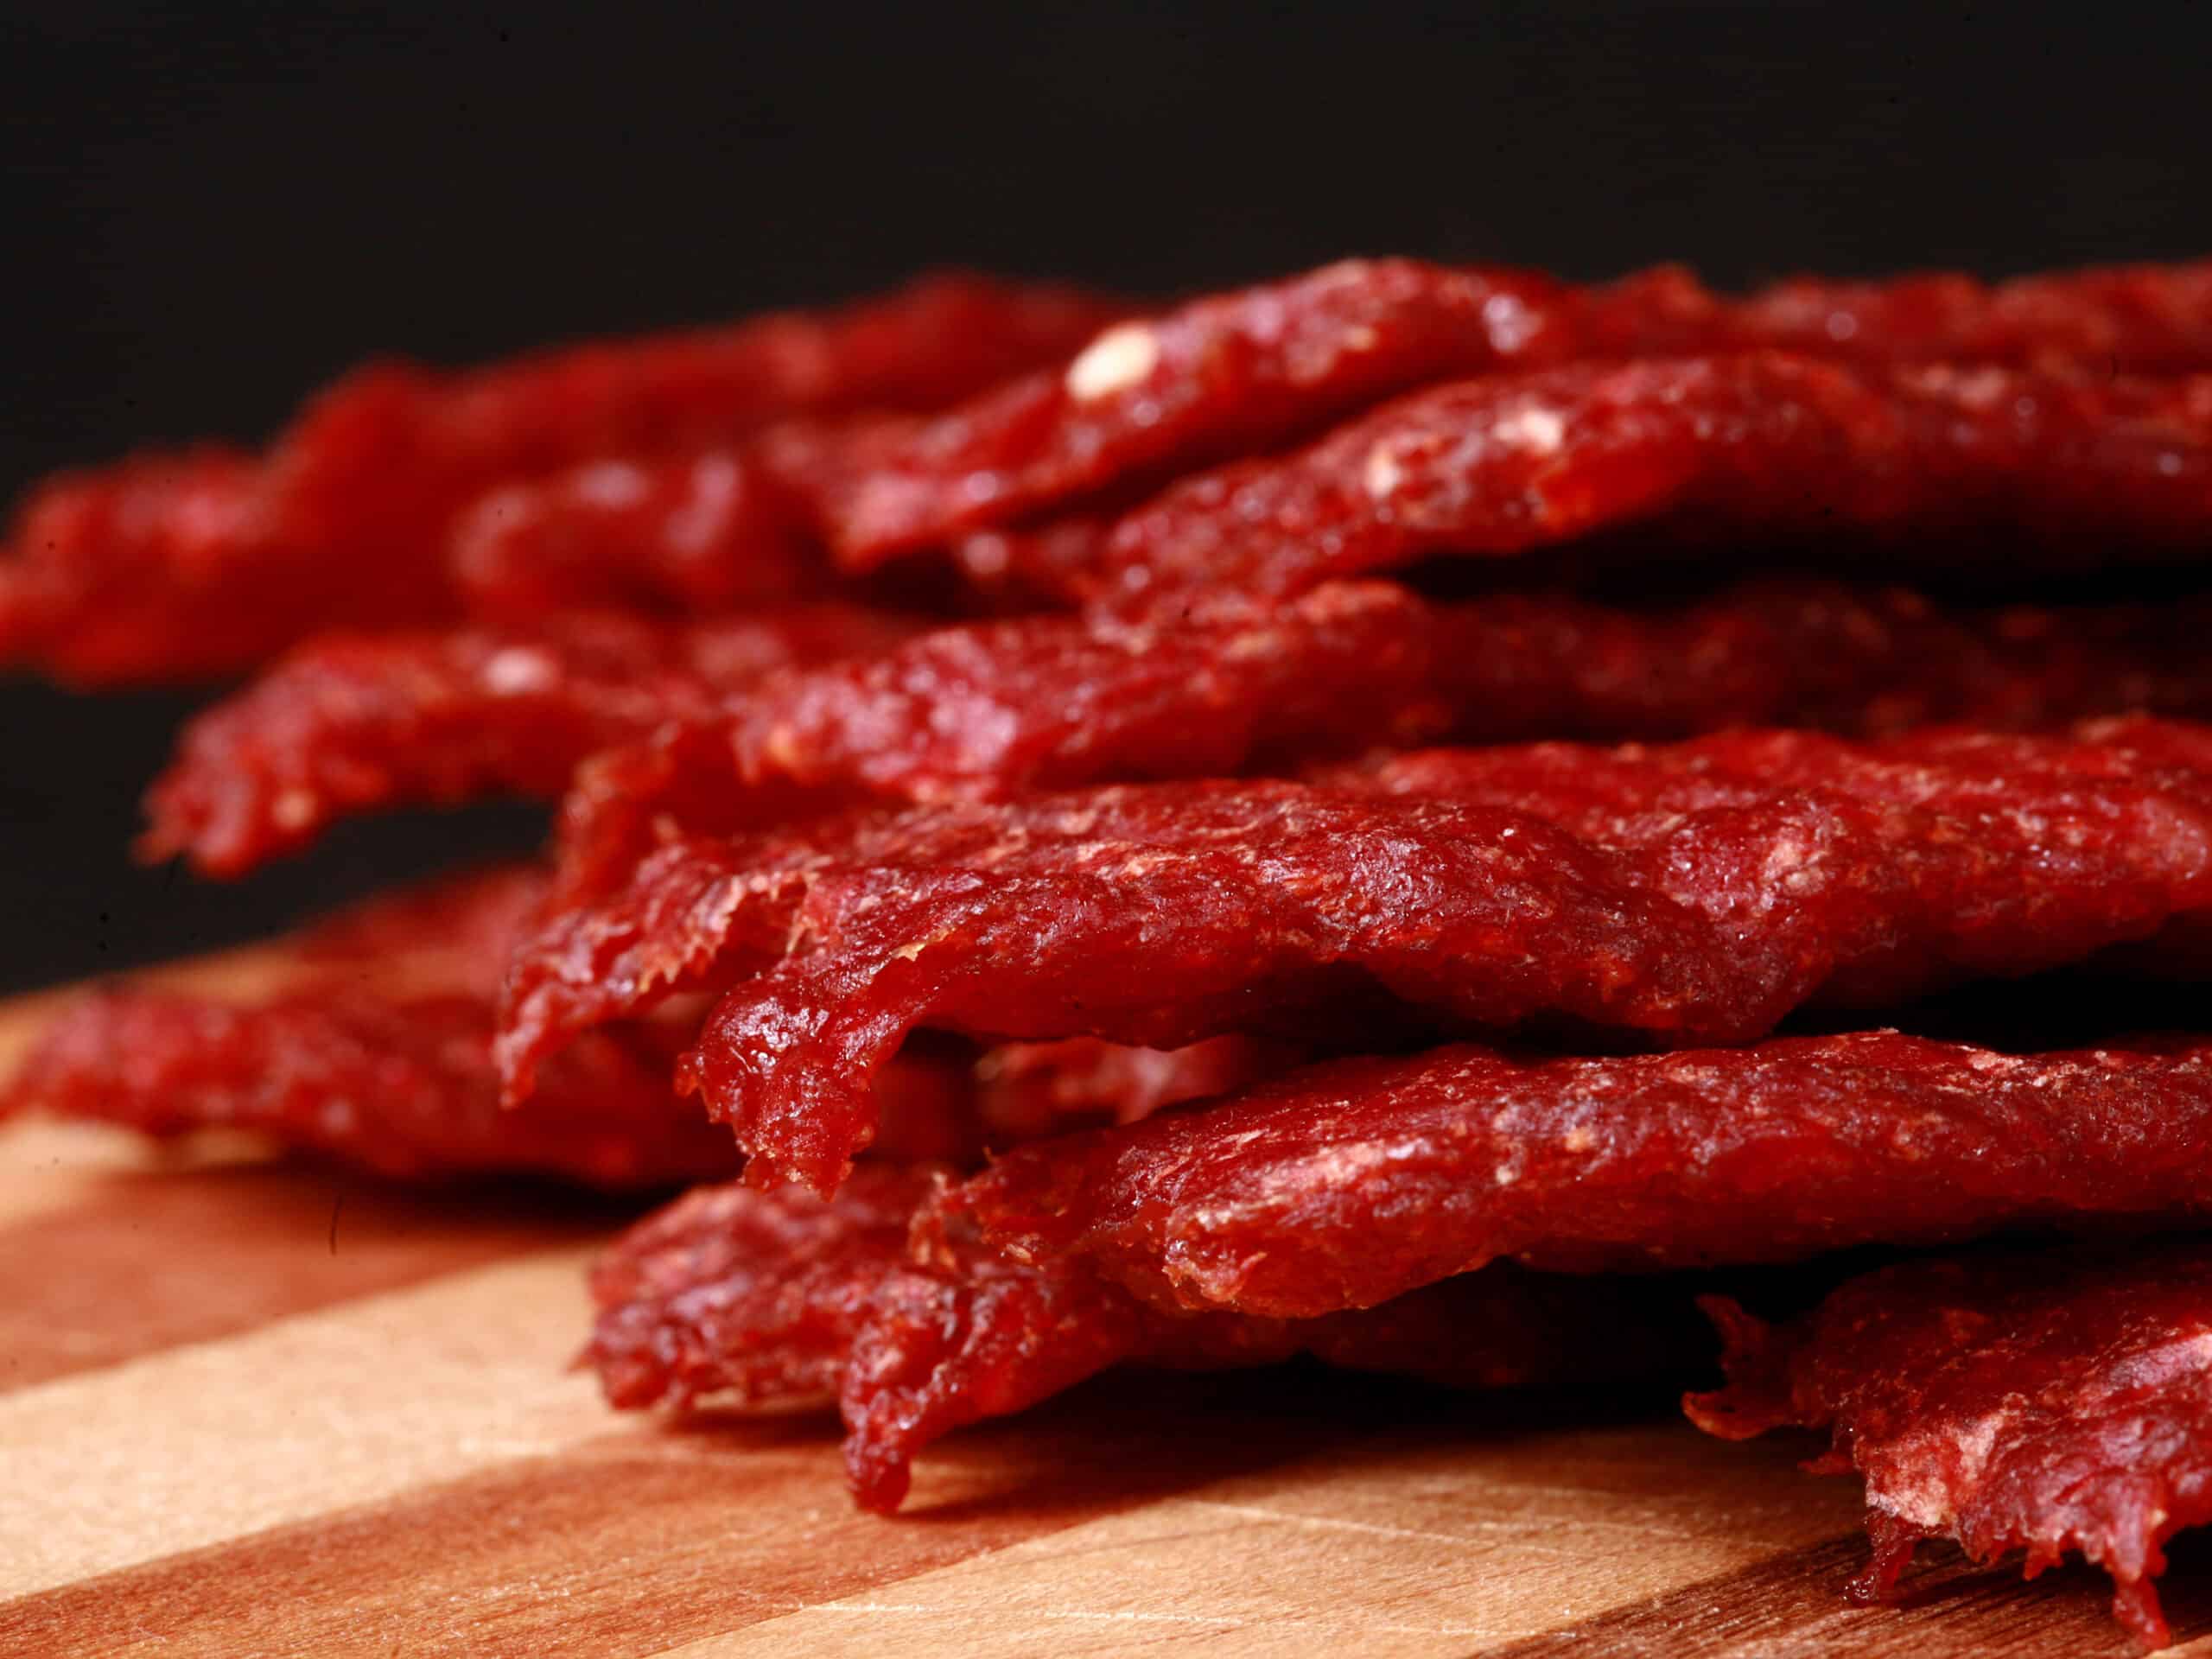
[2,960,2207,1657]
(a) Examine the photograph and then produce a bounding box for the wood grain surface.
[3,959,2209,1657]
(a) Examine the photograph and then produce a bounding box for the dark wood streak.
[0,1155,631,1392]
[1481,1529,2212,1657]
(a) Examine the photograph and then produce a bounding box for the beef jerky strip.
[142,604,920,876]
[499,720,2212,1192]
[588,1165,1704,1513]
[544,577,2212,906]
[825,255,2212,564]
[443,446,822,619]
[442,415,925,619]
[942,1031,2212,1319]
[0,860,1182,1182]
[1044,356,2212,613]
[0,862,732,1187]
[2,987,741,1189]
[1686,1243,2212,1649]
[0,274,1122,683]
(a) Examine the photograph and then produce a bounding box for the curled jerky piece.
[826,255,2212,563]
[548,577,2212,901]
[588,1166,1701,1512]
[639,721,2212,1192]
[1065,356,2212,612]
[143,605,918,875]
[0,274,1121,683]
[1686,1245,2212,1649]
[945,1032,2212,1319]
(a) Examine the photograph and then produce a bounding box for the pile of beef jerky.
[11,257,2212,1645]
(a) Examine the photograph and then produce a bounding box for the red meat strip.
[5,854,1272,1179]
[0,861,738,1186]
[587,1165,1703,1512]
[442,416,922,619]
[499,719,2212,1193]
[1687,1243,2212,1649]
[942,1032,2212,1319]
[823,255,2212,564]
[3,987,737,1189]
[1037,357,2212,613]
[545,577,2212,904]
[443,448,820,619]
[142,604,920,876]
[0,273,1122,683]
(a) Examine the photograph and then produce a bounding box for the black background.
[4,0,2209,991]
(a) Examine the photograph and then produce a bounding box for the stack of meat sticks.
[10,256,2212,1646]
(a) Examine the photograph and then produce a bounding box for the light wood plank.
[0,1248,605,1597]
[661,1424,1869,1658]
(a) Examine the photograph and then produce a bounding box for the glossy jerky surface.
[588,1166,1702,1512]
[0,274,1121,683]
[547,577,2212,900]
[500,719,2212,1193]
[825,255,2212,563]
[1060,357,2212,613]
[944,1032,2212,1318]
[1686,1244,2212,1649]
[143,605,919,875]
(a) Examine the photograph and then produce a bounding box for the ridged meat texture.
[823,255,2212,563]
[0,273,1122,683]
[546,577,2212,902]
[1035,356,2212,613]
[942,1032,2212,1319]
[142,605,919,875]
[498,718,2212,1194]
[588,1165,1704,1512]
[1686,1244,2212,1649]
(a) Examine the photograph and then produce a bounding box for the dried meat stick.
[941,1032,2212,1319]
[543,577,2212,905]
[1043,356,2212,613]
[1686,1243,2212,1650]
[142,605,920,876]
[825,255,2212,564]
[0,273,1123,683]
[498,720,2212,1193]
[587,1165,1703,1513]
